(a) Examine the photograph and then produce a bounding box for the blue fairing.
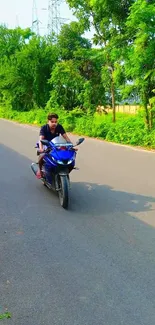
[36,136,75,164]
[51,149,75,161]
[36,136,76,184]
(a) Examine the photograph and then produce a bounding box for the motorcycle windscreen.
[51,136,69,145]
[51,136,75,161]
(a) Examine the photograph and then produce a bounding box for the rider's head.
[47,113,59,129]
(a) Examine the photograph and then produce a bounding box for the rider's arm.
[60,124,72,143]
[39,135,45,152]
[62,133,72,143]
[39,126,46,152]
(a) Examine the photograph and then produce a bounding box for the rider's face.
[48,118,58,129]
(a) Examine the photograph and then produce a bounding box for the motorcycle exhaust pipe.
[31,163,38,176]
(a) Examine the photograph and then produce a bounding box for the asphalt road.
[0,119,155,325]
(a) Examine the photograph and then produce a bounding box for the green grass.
[0,106,155,149]
[0,312,11,320]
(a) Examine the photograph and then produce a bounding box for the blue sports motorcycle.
[31,136,85,209]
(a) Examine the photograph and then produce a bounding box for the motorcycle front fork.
[55,174,71,191]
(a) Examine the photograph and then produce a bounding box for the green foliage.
[0,25,32,59]
[124,0,155,127]
[0,0,155,149]
[48,60,85,110]
[0,28,59,111]
[74,48,106,107]
[66,0,134,122]
[57,21,91,60]
[0,312,11,320]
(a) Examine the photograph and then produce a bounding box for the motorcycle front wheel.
[58,175,69,209]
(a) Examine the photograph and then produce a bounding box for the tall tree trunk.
[111,74,116,123]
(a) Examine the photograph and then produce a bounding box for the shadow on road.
[70,181,155,220]
[1,142,155,227]
[1,143,155,325]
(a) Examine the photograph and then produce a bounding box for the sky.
[0,0,93,39]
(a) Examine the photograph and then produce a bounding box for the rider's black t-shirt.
[40,124,66,141]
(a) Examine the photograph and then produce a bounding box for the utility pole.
[32,0,40,35]
[47,0,69,37]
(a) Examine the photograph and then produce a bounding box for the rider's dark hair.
[47,113,59,120]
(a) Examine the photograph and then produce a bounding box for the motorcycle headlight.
[52,157,74,165]
[57,160,65,165]
[67,159,74,164]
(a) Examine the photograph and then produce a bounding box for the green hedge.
[0,106,155,149]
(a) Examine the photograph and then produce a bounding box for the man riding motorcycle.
[36,113,72,179]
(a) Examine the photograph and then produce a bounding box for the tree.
[66,0,134,121]
[56,22,106,111]
[125,0,155,128]
[57,21,91,60]
[48,60,85,110]
[74,47,106,109]
[0,31,58,110]
[0,25,32,59]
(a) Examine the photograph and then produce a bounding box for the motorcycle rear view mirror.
[41,139,50,146]
[76,138,85,146]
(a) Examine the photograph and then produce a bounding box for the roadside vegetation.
[0,0,154,148]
